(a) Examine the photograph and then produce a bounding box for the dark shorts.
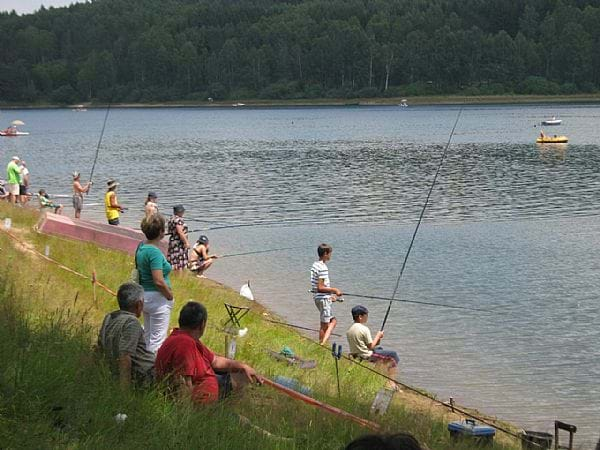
[368,347,400,368]
[19,185,27,195]
[215,372,233,399]
[108,218,120,226]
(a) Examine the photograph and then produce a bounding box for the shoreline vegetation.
[2,94,600,110]
[0,203,525,449]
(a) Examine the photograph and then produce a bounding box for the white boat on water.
[542,117,561,126]
[72,105,88,112]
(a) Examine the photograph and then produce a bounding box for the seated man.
[98,282,155,388]
[156,301,261,404]
[346,305,400,390]
[38,189,64,214]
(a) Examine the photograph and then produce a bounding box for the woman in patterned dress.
[167,204,190,270]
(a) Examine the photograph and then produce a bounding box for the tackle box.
[448,419,496,446]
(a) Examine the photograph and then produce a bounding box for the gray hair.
[117,282,144,311]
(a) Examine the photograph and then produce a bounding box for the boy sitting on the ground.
[38,189,64,214]
[156,301,261,404]
[98,282,155,389]
[346,305,400,390]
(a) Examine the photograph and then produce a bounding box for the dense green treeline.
[1,0,600,103]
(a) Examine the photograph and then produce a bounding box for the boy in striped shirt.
[311,243,342,345]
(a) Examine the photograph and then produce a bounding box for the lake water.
[2,104,600,447]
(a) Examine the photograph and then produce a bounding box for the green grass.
[0,203,521,449]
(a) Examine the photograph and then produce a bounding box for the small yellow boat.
[536,135,568,144]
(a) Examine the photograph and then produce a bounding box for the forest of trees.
[1,0,600,104]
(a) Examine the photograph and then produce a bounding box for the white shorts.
[314,296,334,323]
[7,183,19,196]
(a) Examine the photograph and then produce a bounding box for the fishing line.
[219,246,304,258]
[381,106,463,331]
[88,97,113,186]
[326,291,489,313]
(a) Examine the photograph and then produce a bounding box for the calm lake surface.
[2,104,600,446]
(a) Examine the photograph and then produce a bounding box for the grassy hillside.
[0,203,521,449]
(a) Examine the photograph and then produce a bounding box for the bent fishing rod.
[88,96,113,189]
[380,106,464,331]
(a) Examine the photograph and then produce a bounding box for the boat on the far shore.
[542,117,562,126]
[0,130,29,136]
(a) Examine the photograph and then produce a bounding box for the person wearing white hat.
[72,171,92,219]
[6,156,22,204]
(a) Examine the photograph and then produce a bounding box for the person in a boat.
[155,301,261,404]
[188,235,218,278]
[72,171,92,219]
[97,282,155,389]
[137,213,174,353]
[167,204,190,271]
[346,305,400,391]
[38,189,64,214]
[311,243,342,345]
[105,179,124,226]
[144,191,159,218]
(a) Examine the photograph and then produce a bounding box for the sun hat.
[351,305,369,317]
[107,179,119,189]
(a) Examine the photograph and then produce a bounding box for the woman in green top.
[136,213,174,353]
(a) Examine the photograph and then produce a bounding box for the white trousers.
[142,290,173,353]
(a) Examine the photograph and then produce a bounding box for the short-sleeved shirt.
[346,322,374,359]
[136,243,172,291]
[155,329,218,404]
[98,310,155,383]
[311,260,331,301]
[19,166,29,185]
[6,161,20,185]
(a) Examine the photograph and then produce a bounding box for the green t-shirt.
[135,243,172,291]
[6,161,20,185]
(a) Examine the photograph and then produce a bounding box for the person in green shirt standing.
[6,156,22,204]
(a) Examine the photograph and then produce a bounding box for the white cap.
[11,156,19,160]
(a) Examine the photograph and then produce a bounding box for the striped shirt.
[311,260,331,301]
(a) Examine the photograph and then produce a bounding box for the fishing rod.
[219,246,303,258]
[381,106,464,331]
[88,97,113,187]
[263,318,342,337]
[308,290,488,313]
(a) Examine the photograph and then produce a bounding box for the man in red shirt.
[156,301,261,403]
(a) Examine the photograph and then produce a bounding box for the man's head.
[72,171,80,180]
[11,156,19,162]
[141,213,166,240]
[117,282,144,317]
[179,301,208,336]
[107,179,119,190]
[317,243,332,261]
[351,305,369,323]
[147,191,157,201]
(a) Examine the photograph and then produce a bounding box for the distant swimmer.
[105,179,124,225]
[310,243,342,345]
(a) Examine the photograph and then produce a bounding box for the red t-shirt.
[155,329,219,403]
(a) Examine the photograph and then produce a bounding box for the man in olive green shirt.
[98,282,155,388]
[6,156,22,204]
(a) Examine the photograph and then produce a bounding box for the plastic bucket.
[521,431,553,450]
